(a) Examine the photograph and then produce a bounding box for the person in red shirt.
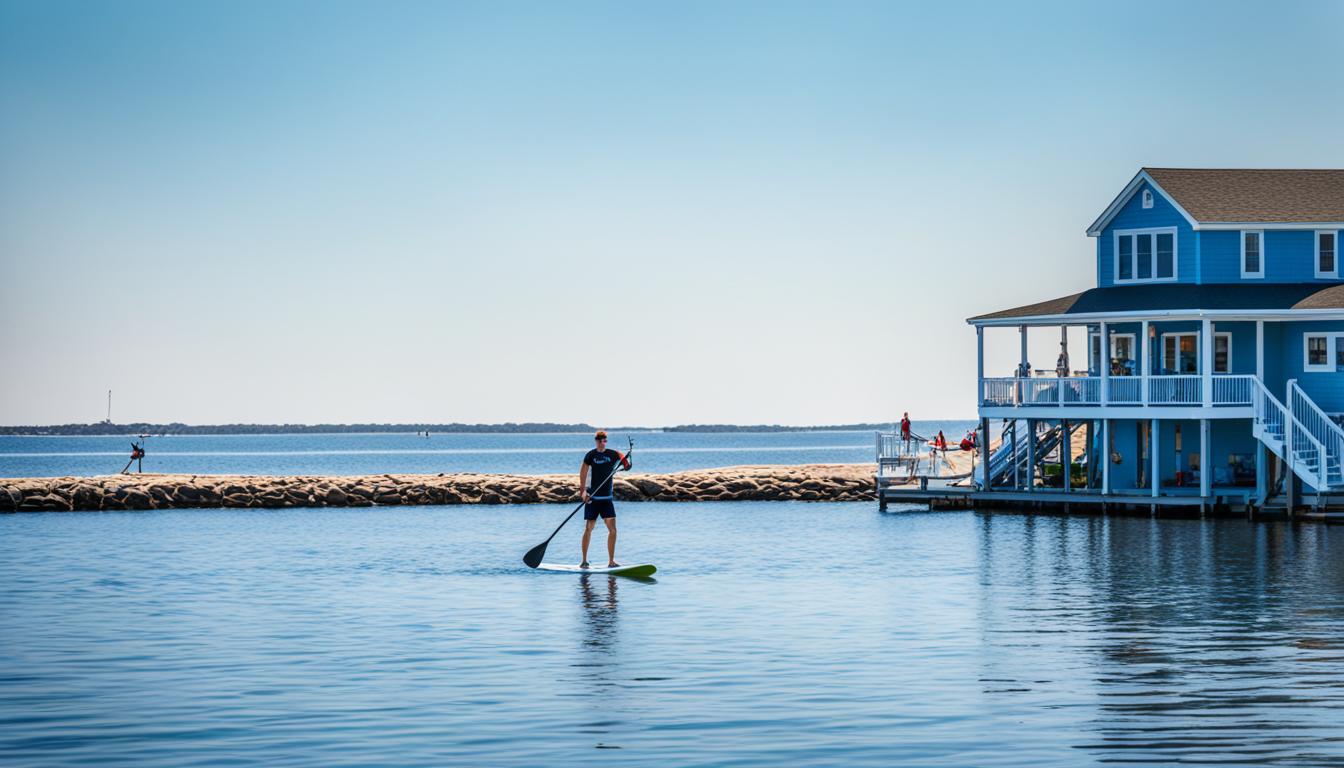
[900,413,912,449]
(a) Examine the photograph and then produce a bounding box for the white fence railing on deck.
[1148,375,1201,405]
[981,378,1018,407]
[980,374,1257,408]
[1108,376,1142,404]
[1212,375,1254,406]
[1026,379,1059,404]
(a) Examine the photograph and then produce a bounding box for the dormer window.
[1241,230,1264,278]
[1317,231,1338,279]
[1114,227,1177,284]
[1141,189,1153,209]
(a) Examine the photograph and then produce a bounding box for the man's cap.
[594,430,608,440]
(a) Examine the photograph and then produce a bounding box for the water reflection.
[579,574,621,654]
[976,513,1344,764]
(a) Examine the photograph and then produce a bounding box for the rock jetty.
[0,464,875,513]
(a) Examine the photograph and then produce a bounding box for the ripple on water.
[2,504,1344,766]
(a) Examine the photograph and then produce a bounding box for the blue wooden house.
[886,168,1344,514]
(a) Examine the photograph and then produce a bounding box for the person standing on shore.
[579,430,631,569]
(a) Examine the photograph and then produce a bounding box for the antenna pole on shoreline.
[107,390,112,424]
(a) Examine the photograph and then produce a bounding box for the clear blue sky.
[2,0,1342,426]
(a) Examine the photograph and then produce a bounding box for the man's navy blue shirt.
[583,449,624,499]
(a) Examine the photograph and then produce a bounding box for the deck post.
[1102,419,1111,495]
[1201,318,1213,406]
[976,326,985,408]
[1200,418,1211,499]
[1100,321,1110,404]
[1013,420,1021,490]
[1027,419,1037,492]
[1151,418,1160,498]
[1062,419,1072,492]
[1256,441,1268,502]
[981,417,991,491]
[1019,325,1028,404]
[1141,320,1150,406]
[1256,320,1264,382]
[1085,420,1094,488]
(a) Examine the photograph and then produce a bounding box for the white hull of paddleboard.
[536,562,657,577]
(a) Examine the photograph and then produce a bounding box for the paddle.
[523,437,633,569]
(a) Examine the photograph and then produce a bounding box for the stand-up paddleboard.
[536,562,657,577]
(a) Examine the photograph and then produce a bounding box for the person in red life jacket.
[578,430,631,569]
[934,430,948,455]
[120,441,146,474]
[900,413,912,447]
[960,432,975,452]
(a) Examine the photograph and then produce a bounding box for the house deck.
[877,476,1344,519]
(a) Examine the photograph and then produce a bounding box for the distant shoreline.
[0,421,972,437]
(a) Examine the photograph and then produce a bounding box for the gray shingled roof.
[1146,168,1344,223]
[969,283,1344,322]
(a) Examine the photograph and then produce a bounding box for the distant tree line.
[0,422,608,436]
[0,421,905,436]
[660,423,898,433]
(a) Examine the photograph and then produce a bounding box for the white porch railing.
[980,378,1018,407]
[979,374,1258,408]
[1108,376,1142,404]
[1148,375,1201,405]
[1212,375,1254,406]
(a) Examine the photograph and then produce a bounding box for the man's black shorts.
[583,499,616,521]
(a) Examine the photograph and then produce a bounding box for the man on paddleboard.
[579,430,631,569]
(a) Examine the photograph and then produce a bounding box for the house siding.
[1097,182,1196,287]
[1199,230,1333,283]
[1279,320,1344,413]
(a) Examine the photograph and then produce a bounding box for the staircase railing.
[1251,377,1327,491]
[1288,380,1344,488]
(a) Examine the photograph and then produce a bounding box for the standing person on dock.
[900,412,912,450]
[579,430,631,569]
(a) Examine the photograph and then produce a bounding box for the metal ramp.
[984,419,1085,489]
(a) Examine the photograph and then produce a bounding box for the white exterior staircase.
[1288,380,1344,491]
[1252,377,1344,493]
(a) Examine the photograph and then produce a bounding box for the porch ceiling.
[968,283,1344,324]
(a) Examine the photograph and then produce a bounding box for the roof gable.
[1145,168,1344,224]
[1088,168,1344,235]
[1086,170,1198,236]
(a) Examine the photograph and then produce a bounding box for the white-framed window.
[1240,230,1264,278]
[1214,332,1232,373]
[1091,332,1138,375]
[1142,189,1154,209]
[1162,333,1198,374]
[1112,333,1136,373]
[1316,231,1338,279]
[1113,227,1178,284]
[1304,332,1343,373]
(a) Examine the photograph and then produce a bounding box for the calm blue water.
[3,503,1344,766]
[0,422,976,477]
